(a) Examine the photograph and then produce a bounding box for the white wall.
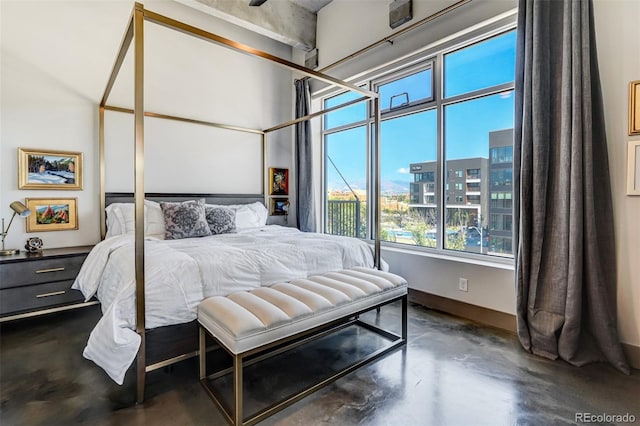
[593,0,640,350]
[315,0,640,351]
[0,0,295,249]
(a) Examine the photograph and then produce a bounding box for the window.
[466,183,480,192]
[377,65,433,113]
[324,90,366,130]
[467,168,481,179]
[321,25,516,259]
[491,146,513,164]
[467,195,481,204]
[490,192,512,209]
[324,126,368,238]
[491,169,513,187]
[416,171,435,182]
[380,110,437,244]
[443,31,515,255]
[444,31,517,98]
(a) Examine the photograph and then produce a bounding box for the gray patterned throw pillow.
[160,199,211,240]
[205,206,236,234]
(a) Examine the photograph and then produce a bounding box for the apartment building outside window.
[322,24,516,259]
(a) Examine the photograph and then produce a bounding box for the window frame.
[319,17,517,267]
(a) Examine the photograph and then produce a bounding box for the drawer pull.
[35,267,65,274]
[36,291,66,298]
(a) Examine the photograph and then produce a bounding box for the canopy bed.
[88,3,384,404]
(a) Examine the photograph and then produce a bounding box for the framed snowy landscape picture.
[18,148,83,190]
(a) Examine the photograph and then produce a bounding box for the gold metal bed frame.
[99,3,382,404]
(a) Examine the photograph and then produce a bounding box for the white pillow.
[104,201,166,239]
[206,201,268,229]
[105,203,131,238]
[233,202,267,228]
[144,200,166,239]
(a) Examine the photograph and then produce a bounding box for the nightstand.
[0,245,98,322]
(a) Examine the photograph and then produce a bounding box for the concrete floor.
[1,302,638,426]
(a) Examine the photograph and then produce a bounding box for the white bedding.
[73,225,383,384]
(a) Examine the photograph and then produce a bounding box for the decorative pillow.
[205,202,267,229]
[160,199,211,240]
[205,206,236,234]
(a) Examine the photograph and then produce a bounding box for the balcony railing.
[326,200,362,238]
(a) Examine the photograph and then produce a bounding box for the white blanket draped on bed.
[73,226,383,384]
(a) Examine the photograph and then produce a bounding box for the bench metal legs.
[199,294,408,426]
[233,355,243,426]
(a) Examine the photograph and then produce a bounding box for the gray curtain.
[514,0,629,374]
[295,78,316,232]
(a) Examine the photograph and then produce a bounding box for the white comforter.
[73,226,380,384]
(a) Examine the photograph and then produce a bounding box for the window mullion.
[441,81,515,107]
[435,52,445,251]
[321,120,369,136]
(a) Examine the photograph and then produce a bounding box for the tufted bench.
[198,267,408,426]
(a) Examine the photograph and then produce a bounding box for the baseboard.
[408,288,640,370]
[408,288,516,333]
[622,343,640,370]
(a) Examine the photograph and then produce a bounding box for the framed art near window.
[628,140,640,196]
[269,168,288,195]
[18,148,83,190]
[630,80,640,136]
[25,198,78,232]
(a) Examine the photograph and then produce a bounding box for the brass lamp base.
[0,248,19,256]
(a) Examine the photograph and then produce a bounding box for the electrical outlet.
[458,278,468,292]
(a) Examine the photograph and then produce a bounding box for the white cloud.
[396,167,410,174]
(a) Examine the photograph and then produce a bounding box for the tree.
[408,222,427,246]
[446,232,466,251]
[380,228,396,243]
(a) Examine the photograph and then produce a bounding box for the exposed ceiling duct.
[177,0,321,51]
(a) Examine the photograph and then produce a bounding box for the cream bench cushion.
[198,267,407,355]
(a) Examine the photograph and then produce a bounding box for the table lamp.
[0,201,32,256]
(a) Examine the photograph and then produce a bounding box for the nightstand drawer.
[0,256,86,289]
[0,280,85,316]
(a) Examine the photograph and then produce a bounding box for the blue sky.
[325,30,516,193]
